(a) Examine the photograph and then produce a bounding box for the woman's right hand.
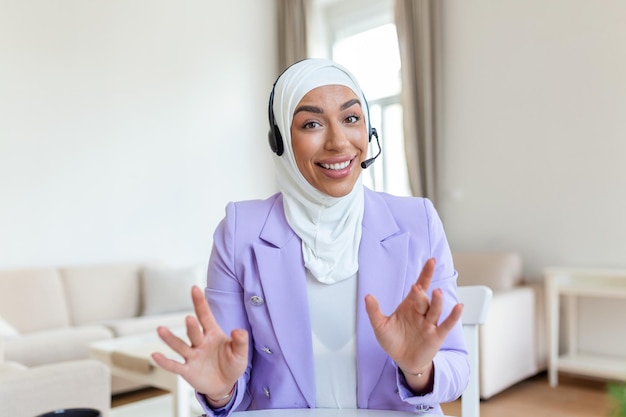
[151,285,249,404]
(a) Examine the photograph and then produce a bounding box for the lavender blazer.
[198,188,469,416]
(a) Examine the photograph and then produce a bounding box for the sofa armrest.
[0,359,111,417]
[4,326,113,367]
[479,286,538,399]
[0,361,27,373]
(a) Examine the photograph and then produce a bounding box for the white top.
[306,270,358,408]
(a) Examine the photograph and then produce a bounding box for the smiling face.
[290,85,369,198]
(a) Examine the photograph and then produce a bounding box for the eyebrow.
[293,98,362,116]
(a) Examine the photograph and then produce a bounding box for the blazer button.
[250,295,264,306]
[261,346,273,354]
[263,387,270,398]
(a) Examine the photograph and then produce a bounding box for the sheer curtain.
[277,0,309,72]
[394,0,441,202]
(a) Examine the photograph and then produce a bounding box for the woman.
[152,59,469,415]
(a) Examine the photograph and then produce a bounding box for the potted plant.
[609,382,626,417]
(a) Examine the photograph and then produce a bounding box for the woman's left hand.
[364,258,463,390]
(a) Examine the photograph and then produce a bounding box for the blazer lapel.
[356,189,410,407]
[253,195,316,407]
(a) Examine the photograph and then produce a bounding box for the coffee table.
[89,329,194,417]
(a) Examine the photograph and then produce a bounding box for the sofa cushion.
[61,263,142,325]
[0,268,71,332]
[3,325,113,367]
[453,252,523,291]
[141,264,204,315]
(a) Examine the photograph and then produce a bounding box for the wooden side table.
[544,267,626,386]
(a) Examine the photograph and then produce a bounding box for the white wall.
[3,0,625,281]
[439,0,626,279]
[0,0,277,269]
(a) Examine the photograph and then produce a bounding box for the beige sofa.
[0,262,204,395]
[453,251,548,400]
[0,339,111,417]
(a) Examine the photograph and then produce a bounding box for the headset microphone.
[361,128,381,169]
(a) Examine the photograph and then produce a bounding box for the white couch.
[0,341,111,417]
[453,251,548,399]
[0,262,204,395]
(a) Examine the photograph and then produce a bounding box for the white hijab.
[270,59,369,284]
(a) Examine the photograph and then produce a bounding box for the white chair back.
[456,285,492,417]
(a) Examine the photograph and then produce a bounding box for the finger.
[230,328,249,360]
[151,351,185,375]
[425,288,443,324]
[407,283,430,312]
[406,282,423,303]
[415,258,436,292]
[191,285,220,332]
[364,294,386,331]
[437,303,464,337]
[157,325,193,358]
[186,314,204,348]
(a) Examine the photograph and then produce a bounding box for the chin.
[324,185,357,198]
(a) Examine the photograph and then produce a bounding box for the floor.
[112,372,614,417]
[112,387,169,408]
[441,373,611,417]
[111,395,171,417]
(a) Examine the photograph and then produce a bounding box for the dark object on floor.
[35,409,101,417]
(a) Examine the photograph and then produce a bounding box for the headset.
[267,68,381,169]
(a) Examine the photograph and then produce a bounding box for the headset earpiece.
[268,124,284,156]
[267,84,284,156]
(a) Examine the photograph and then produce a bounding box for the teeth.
[320,160,350,170]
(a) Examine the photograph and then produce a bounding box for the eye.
[303,120,321,129]
[345,114,360,124]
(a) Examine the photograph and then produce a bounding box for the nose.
[324,121,350,151]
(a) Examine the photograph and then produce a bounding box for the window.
[310,0,411,196]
